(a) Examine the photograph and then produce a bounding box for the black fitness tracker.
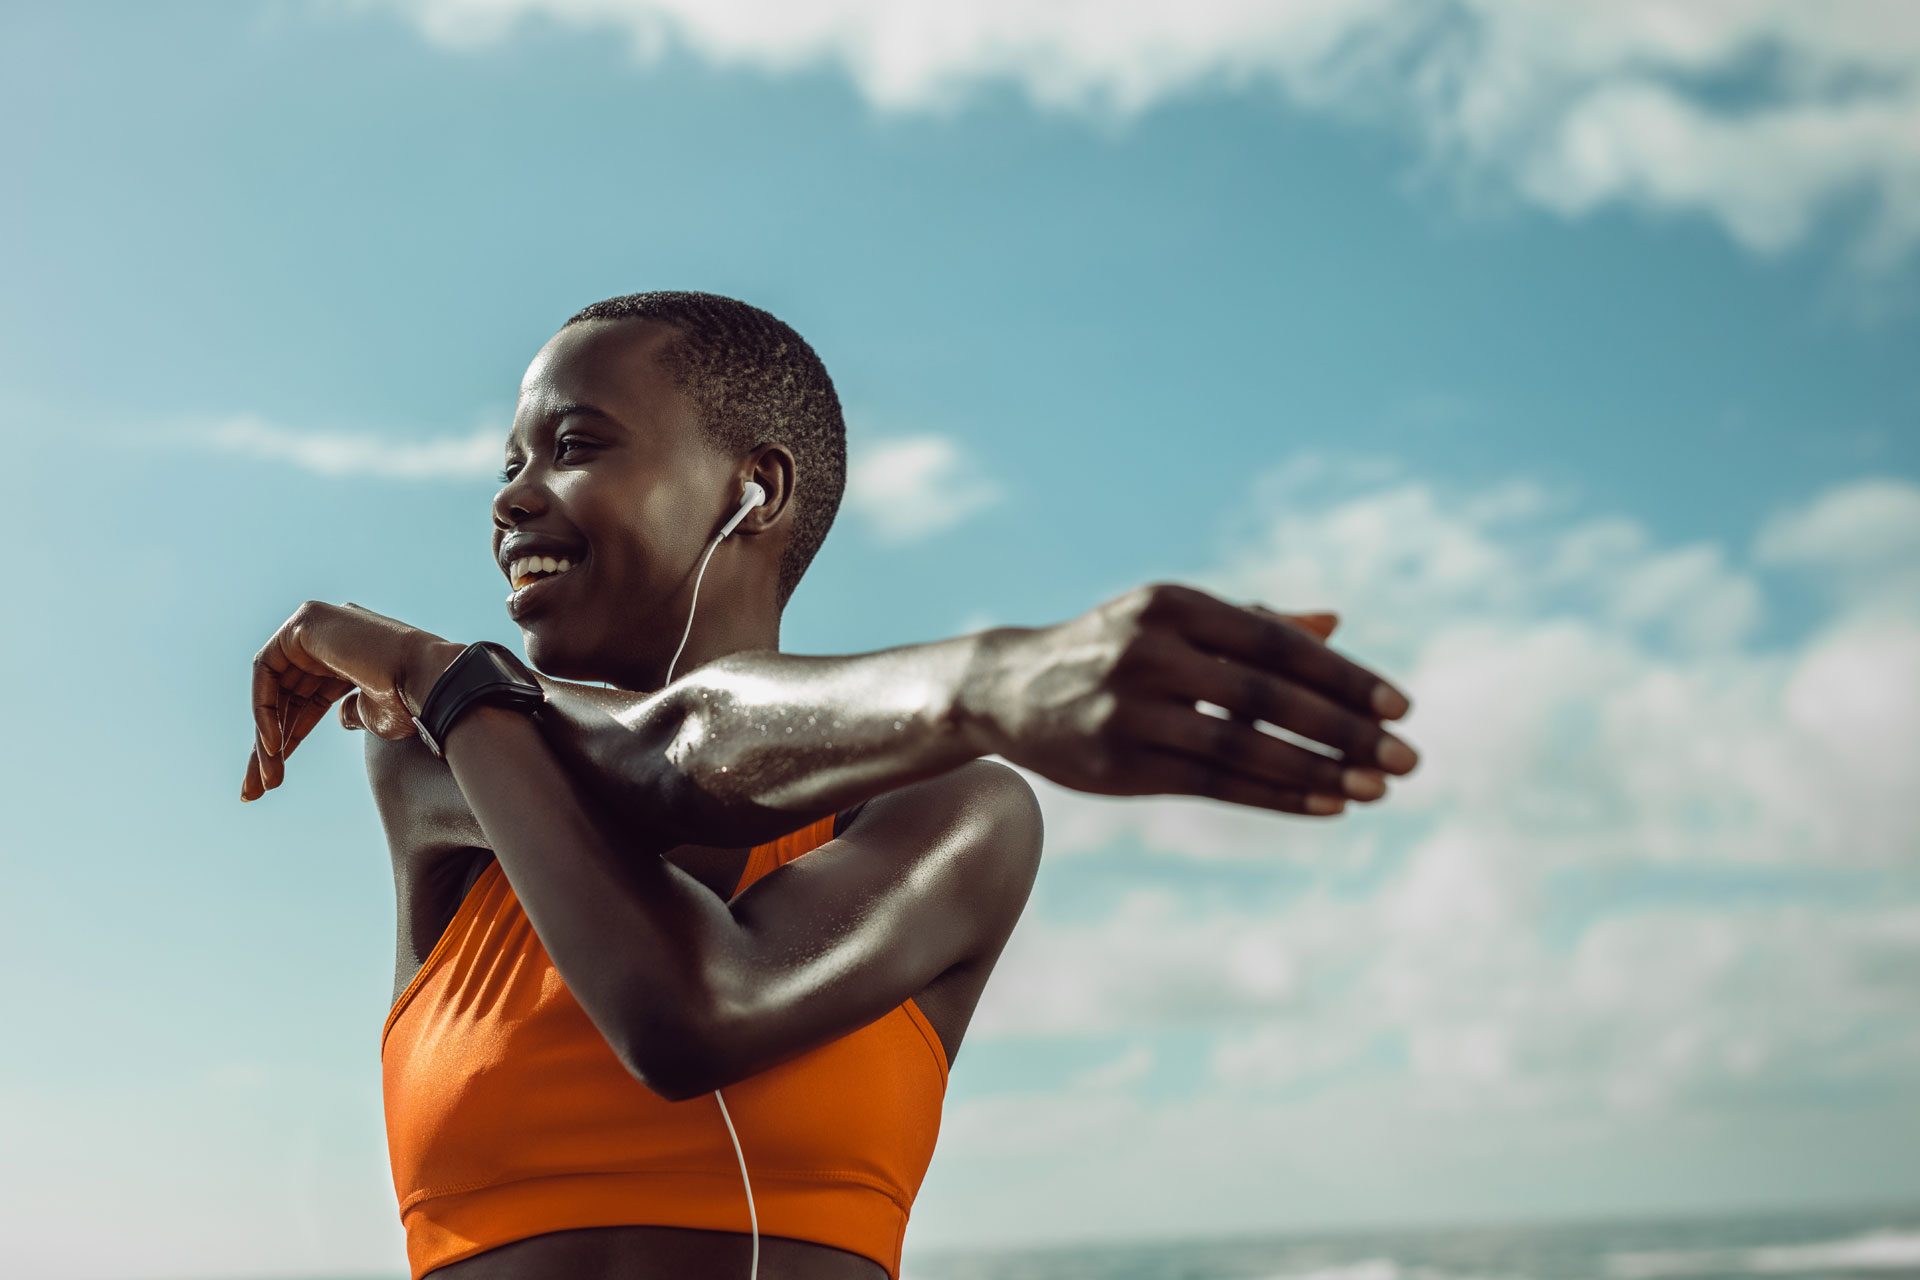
[410,640,547,758]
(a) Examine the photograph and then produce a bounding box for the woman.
[240,292,1418,1280]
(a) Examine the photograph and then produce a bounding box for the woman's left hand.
[242,601,460,801]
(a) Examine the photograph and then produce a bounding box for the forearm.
[513,630,1007,851]
[435,701,739,1091]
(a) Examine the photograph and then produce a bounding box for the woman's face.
[491,318,737,687]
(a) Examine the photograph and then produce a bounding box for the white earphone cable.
[605,490,762,1280]
[713,1087,760,1280]
[665,527,725,686]
[671,526,758,1280]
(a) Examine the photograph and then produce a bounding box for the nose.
[492,465,547,530]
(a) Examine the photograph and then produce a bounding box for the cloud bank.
[381,0,1920,267]
[917,462,1920,1240]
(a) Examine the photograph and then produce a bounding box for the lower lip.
[506,561,583,620]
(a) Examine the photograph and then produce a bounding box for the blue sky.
[3,3,1918,1277]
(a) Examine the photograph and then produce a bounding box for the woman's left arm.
[240,601,1041,1096]
[431,698,1040,1099]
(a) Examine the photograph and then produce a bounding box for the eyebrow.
[504,401,625,458]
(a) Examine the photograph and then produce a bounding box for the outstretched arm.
[484,632,995,857]
[246,582,1419,849]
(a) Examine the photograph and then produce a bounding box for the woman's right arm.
[516,629,983,852]
[464,581,1419,856]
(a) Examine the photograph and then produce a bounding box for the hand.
[242,601,461,802]
[956,582,1417,817]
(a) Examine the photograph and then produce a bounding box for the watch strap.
[411,641,546,758]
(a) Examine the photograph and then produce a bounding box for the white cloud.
[1756,475,1920,614]
[844,432,1001,543]
[190,414,501,479]
[380,0,1920,266]
[966,464,1920,1143]
[1071,1043,1157,1091]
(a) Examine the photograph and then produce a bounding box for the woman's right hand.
[953,582,1418,816]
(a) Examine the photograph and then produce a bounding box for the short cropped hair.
[564,291,846,611]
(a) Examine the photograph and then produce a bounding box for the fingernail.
[1341,768,1386,800]
[1306,794,1346,815]
[1376,733,1418,773]
[1372,684,1411,718]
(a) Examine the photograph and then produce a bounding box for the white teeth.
[508,552,578,588]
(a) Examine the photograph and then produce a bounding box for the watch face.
[479,643,540,687]
[480,650,545,707]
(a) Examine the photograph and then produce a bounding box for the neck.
[602,601,781,694]
[597,534,784,692]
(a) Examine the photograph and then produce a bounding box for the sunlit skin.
[241,315,1420,1279]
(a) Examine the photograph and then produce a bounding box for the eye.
[497,435,592,484]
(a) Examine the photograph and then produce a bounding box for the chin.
[517,626,597,682]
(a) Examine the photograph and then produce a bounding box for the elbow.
[632,1050,720,1105]
[612,1005,727,1103]
[599,930,759,1103]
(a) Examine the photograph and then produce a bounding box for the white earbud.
[717,480,766,540]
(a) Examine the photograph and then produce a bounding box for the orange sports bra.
[381,813,950,1279]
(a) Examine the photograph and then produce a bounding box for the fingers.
[339,689,363,730]
[244,682,365,800]
[242,746,265,803]
[1130,699,1388,801]
[1255,605,1338,642]
[252,638,289,759]
[1166,639,1418,774]
[1159,587,1409,720]
[279,689,340,762]
[248,613,364,800]
[247,691,335,795]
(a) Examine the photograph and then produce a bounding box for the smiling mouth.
[507,554,582,592]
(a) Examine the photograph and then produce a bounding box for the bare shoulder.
[845,758,1044,948]
[361,727,486,856]
[815,760,1042,1066]
[362,724,438,789]
[362,728,494,995]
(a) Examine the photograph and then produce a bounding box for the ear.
[736,444,796,535]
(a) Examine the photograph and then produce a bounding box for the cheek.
[570,486,695,598]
